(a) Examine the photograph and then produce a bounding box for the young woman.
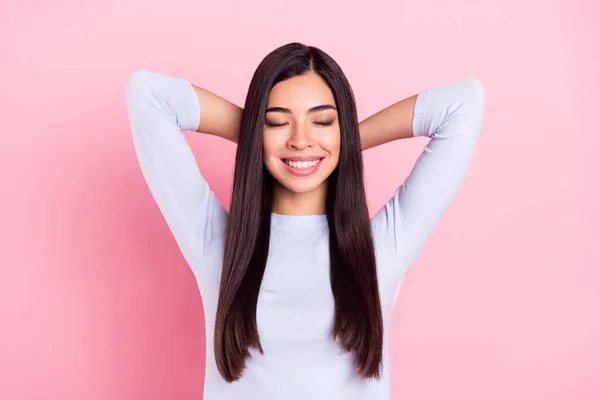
[126,42,485,399]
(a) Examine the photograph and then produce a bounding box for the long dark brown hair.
[214,42,383,382]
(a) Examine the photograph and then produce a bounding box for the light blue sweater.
[125,70,485,400]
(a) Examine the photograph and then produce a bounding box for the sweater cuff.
[174,80,201,132]
[412,89,431,138]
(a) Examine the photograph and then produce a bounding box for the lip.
[282,157,324,177]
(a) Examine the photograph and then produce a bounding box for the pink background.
[1,0,598,399]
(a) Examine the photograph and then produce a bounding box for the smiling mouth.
[281,158,324,169]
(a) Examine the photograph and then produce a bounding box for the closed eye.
[316,121,334,126]
[265,122,287,127]
[265,121,334,127]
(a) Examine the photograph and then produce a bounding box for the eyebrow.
[265,104,337,114]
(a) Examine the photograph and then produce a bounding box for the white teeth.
[284,159,320,169]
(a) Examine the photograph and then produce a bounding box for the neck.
[271,180,328,215]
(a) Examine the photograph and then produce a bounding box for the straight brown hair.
[214,42,384,382]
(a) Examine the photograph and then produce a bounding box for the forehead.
[267,72,336,108]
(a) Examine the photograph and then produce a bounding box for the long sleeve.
[125,70,228,269]
[371,78,486,276]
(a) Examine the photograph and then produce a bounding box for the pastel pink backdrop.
[1,0,598,399]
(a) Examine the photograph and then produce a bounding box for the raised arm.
[125,70,240,268]
[370,78,486,275]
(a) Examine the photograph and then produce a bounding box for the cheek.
[319,130,341,155]
[262,133,274,155]
[263,133,283,164]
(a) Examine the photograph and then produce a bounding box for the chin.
[285,180,325,194]
[270,170,329,194]
[271,173,321,193]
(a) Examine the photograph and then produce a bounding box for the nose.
[287,120,313,150]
